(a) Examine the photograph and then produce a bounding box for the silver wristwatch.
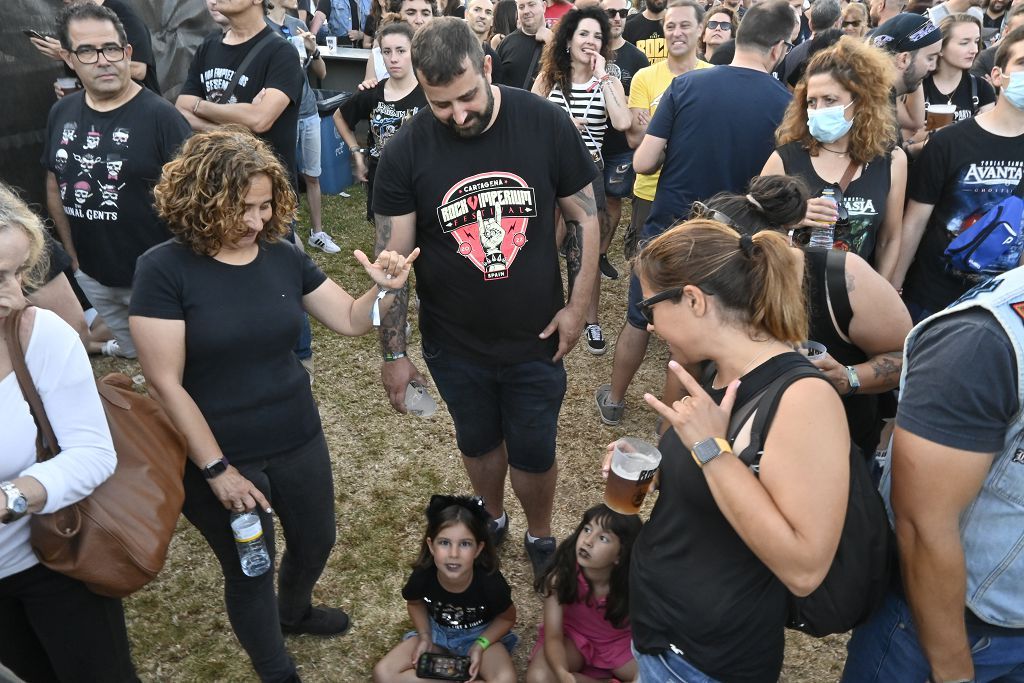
[844,365,861,396]
[0,481,29,524]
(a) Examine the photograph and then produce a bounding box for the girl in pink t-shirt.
[527,504,642,683]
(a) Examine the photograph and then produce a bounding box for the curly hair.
[698,6,737,59]
[537,6,613,97]
[775,36,897,165]
[153,127,295,256]
[0,182,49,293]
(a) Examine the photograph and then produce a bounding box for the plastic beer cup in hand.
[405,381,437,418]
[605,437,662,515]
[798,340,827,358]
[925,103,956,132]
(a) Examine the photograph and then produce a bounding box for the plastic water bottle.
[808,187,838,249]
[231,511,271,577]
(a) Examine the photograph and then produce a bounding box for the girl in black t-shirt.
[921,14,996,126]
[375,495,518,682]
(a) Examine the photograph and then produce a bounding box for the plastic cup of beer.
[605,437,662,515]
[325,35,338,51]
[405,381,437,418]
[56,77,81,96]
[925,103,956,132]
[798,340,827,358]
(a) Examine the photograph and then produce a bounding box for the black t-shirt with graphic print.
[181,27,304,182]
[339,79,426,218]
[904,118,1024,312]
[402,565,513,630]
[603,40,650,158]
[41,88,191,287]
[922,73,996,125]
[372,85,597,365]
[623,14,665,64]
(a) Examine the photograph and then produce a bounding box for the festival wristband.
[370,286,400,327]
[192,98,202,114]
[384,351,407,362]
[475,636,490,651]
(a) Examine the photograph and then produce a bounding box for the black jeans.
[0,563,137,683]
[183,432,337,683]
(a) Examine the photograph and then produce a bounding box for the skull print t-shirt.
[401,565,513,631]
[372,85,597,365]
[42,87,191,287]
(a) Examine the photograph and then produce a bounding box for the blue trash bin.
[319,114,353,195]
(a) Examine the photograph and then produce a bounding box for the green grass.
[95,184,849,681]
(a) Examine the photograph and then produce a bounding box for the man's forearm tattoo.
[374,213,393,258]
[570,187,598,217]
[870,351,901,382]
[379,288,409,356]
[564,219,584,298]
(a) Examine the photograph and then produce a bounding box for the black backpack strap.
[523,42,542,90]
[970,74,979,110]
[825,249,853,339]
[218,32,281,104]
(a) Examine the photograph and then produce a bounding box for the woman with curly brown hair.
[532,5,630,355]
[762,36,907,282]
[128,127,417,683]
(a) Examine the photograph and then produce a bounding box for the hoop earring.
[565,45,570,53]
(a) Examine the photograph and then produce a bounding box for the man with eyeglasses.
[595,0,792,426]
[598,0,650,281]
[41,2,191,359]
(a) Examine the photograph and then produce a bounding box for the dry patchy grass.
[94,185,848,681]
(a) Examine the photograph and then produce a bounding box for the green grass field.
[95,184,849,681]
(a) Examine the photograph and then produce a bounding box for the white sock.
[526,531,541,543]
[493,511,507,529]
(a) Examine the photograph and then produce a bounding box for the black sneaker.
[488,513,509,547]
[281,605,351,637]
[524,534,557,583]
[585,324,607,356]
[599,253,619,280]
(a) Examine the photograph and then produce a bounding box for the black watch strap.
[203,458,229,480]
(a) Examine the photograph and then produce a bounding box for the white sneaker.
[100,339,128,358]
[308,231,341,254]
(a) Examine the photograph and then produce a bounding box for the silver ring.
[234,502,244,509]
[681,396,692,405]
[385,273,393,280]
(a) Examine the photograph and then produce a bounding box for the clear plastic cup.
[325,35,338,51]
[798,340,827,358]
[405,381,437,418]
[605,437,662,515]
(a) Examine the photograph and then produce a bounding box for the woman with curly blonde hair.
[762,36,906,281]
[128,127,418,682]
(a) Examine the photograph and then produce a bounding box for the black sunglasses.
[706,20,732,30]
[842,20,862,27]
[638,287,683,326]
[690,200,738,228]
[606,9,630,18]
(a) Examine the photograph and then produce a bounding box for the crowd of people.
[3,0,1024,680]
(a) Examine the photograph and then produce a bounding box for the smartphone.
[23,29,49,40]
[415,653,471,681]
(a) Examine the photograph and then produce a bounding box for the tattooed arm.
[541,184,599,361]
[811,252,912,394]
[374,211,426,413]
[601,78,632,132]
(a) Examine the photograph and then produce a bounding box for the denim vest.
[880,268,1024,627]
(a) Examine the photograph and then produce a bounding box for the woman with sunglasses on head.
[762,36,906,283]
[621,210,850,683]
[700,175,912,466]
[533,5,631,355]
[697,6,735,61]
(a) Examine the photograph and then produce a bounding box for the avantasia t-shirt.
[402,566,513,630]
[904,118,1024,311]
[41,88,191,287]
[372,86,597,364]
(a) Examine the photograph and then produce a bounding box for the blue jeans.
[842,590,1024,683]
[603,151,636,199]
[903,300,936,325]
[404,618,518,656]
[633,643,721,683]
[422,338,566,473]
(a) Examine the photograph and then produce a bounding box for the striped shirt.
[548,77,608,161]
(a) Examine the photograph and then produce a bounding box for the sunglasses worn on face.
[638,287,683,326]
[606,9,630,18]
[707,20,731,30]
[842,20,862,27]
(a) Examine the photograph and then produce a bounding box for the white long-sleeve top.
[0,309,116,580]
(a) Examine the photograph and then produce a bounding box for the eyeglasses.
[69,44,126,64]
[842,20,862,27]
[782,40,794,54]
[690,200,738,228]
[638,287,683,325]
[606,9,630,18]
[706,20,732,30]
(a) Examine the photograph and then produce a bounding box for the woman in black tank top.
[702,175,912,460]
[762,36,907,283]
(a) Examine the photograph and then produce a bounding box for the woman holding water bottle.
[129,127,418,683]
[620,219,850,683]
[762,37,907,282]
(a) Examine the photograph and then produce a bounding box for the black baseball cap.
[871,13,942,53]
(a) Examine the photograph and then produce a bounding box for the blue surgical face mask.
[807,101,854,144]
[1003,71,1024,111]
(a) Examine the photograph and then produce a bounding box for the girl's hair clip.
[426,494,490,525]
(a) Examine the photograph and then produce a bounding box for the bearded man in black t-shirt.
[372,18,600,582]
[623,0,666,63]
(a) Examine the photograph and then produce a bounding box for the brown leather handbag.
[6,308,188,598]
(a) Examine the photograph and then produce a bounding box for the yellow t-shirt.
[629,59,712,202]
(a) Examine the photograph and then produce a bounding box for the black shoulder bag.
[214,32,282,104]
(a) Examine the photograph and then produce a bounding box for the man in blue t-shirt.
[595,0,794,427]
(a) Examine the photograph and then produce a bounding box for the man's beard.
[444,84,495,138]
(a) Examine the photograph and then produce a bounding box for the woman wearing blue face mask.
[762,37,907,283]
